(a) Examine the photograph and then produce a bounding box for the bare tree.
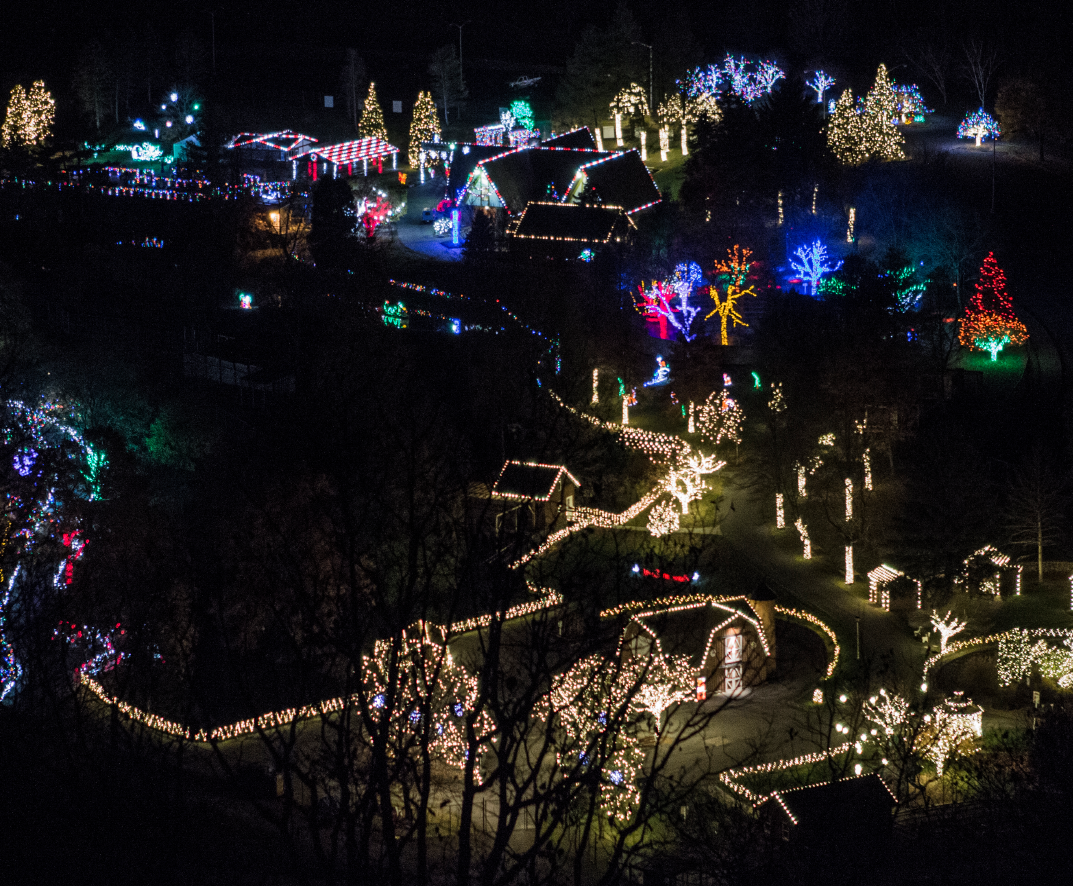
[341,49,366,133]
[428,45,468,126]
[1007,446,1068,583]
[73,40,114,133]
[905,41,952,108]
[961,39,1001,109]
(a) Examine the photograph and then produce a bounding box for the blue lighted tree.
[791,241,843,296]
[807,71,835,106]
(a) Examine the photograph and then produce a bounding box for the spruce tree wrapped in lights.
[1,80,55,148]
[826,89,867,164]
[358,82,388,141]
[408,90,441,167]
[861,64,906,161]
[958,252,1028,360]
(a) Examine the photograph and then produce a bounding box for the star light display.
[958,253,1028,360]
[791,240,843,296]
[696,390,744,447]
[808,71,835,105]
[957,109,1000,147]
[706,245,757,344]
[358,82,388,141]
[408,91,441,168]
[1,80,55,148]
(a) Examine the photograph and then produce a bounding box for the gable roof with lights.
[227,130,318,155]
[491,461,580,501]
[295,136,398,165]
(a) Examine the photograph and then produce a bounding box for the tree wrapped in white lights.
[647,501,680,537]
[930,610,968,654]
[957,108,1001,147]
[666,449,725,515]
[1,80,55,149]
[362,624,493,773]
[611,83,649,122]
[923,693,982,776]
[791,240,843,296]
[696,390,744,447]
[408,91,441,168]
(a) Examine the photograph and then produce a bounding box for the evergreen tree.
[958,252,1028,360]
[1,80,54,149]
[826,89,866,164]
[861,63,905,161]
[408,91,440,168]
[358,81,388,142]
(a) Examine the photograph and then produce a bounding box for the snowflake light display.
[957,109,1000,147]
[791,241,843,296]
[958,253,1027,360]
[696,390,744,446]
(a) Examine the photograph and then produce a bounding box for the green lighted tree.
[408,90,441,167]
[358,81,388,141]
[958,252,1028,360]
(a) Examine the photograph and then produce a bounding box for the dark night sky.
[2,1,1071,113]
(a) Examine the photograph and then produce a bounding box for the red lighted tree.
[958,253,1028,361]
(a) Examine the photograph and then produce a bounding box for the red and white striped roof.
[296,137,398,164]
[227,130,318,153]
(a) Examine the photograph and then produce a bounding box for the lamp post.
[633,41,653,117]
[451,21,471,71]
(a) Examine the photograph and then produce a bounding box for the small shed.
[490,460,580,532]
[867,565,921,612]
[508,201,634,258]
[758,773,897,846]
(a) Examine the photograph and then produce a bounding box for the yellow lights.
[688,401,695,434]
[845,478,853,520]
[960,545,1022,597]
[697,390,744,445]
[592,368,599,404]
[812,183,818,215]
[622,394,630,424]
[847,207,856,242]
[867,565,920,610]
[665,449,726,515]
[614,112,623,146]
[1,80,55,148]
[818,433,835,446]
[640,129,646,161]
[707,245,757,345]
[845,545,854,584]
[408,91,441,168]
[659,126,669,161]
[797,465,807,498]
[777,191,784,225]
[795,518,811,560]
[863,449,873,490]
[812,688,823,704]
[490,460,580,502]
[775,493,785,529]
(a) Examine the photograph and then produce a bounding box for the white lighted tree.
[808,71,835,106]
[930,610,968,653]
[666,449,725,515]
[647,501,681,537]
[696,390,744,446]
[791,240,843,296]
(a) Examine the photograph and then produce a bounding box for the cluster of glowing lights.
[1,80,54,148]
[996,629,1073,688]
[644,355,671,387]
[681,56,785,106]
[647,500,680,537]
[775,493,785,529]
[720,744,854,804]
[408,91,441,168]
[665,450,726,515]
[358,82,388,142]
[827,65,905,164]
[791,241,843,297]
[696,390,744,447]
[957,109,1001,146]
[958,253,1027,361]
[794,518,812,560]
[867,565,921,611]
[893,83,932,120]
[610,84,649,120]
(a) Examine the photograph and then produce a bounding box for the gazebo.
[295,136,399,179]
